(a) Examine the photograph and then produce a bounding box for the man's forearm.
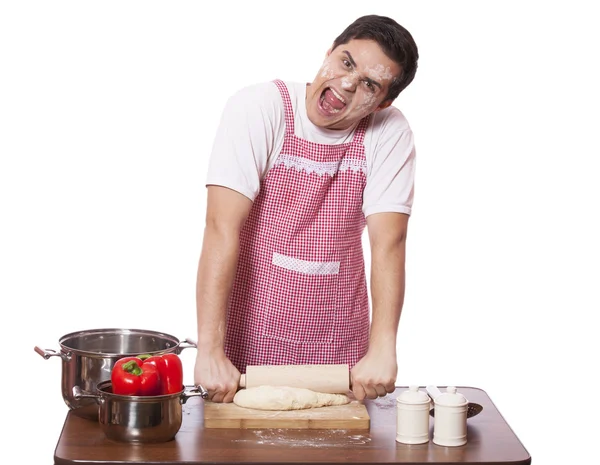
[366,212,408,351]
[195,221,241,352]
[196,186,253,352]
[369,239,406,349]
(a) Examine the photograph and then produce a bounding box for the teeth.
[330,88,346,104]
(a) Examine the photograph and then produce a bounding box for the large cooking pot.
[35,328,197,420]
[73,381,208,443]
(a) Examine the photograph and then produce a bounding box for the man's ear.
[375,99,394,111]
[325,46,333,57]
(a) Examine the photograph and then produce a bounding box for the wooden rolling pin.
[239,364,350,394]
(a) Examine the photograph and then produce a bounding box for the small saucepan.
[73,381,208,443]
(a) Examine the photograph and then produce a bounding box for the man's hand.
[194,348,240,403]
[350,347,398,400]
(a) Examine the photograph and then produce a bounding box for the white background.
[1,1,598,463]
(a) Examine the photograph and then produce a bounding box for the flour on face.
[367,63,394,82]
[355,90,378,112]
[341,71,359,90]
[319,57,335,79]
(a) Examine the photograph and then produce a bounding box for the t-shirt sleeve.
[363,109,416,217]
[205,82,283,201]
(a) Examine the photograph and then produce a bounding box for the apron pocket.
[262,252,339,344]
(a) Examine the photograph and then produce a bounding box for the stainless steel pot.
[35,328,197,420]
[73,381,207,443]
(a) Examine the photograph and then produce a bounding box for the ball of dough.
[233,385,350,411]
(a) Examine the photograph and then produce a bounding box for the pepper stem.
[121,360,143,376]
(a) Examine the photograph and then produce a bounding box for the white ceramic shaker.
[432,386,468,447]
[396,385,431,444]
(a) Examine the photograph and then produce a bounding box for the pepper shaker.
[431,386,468,447]
[396,385,430,444]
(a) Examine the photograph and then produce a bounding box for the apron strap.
[351,114,371,146]
[273,79,295,136]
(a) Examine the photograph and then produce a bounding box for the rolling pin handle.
[239,374,246,388]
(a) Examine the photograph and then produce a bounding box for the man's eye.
[364,81,374,90]
[343,60,351,68]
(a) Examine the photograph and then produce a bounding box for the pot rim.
[96,380,184,401]
[58,328,181,357]
[95,381,208,402]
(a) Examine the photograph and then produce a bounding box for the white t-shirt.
[206,80,416,217]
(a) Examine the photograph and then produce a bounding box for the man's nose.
[341,73,359,92]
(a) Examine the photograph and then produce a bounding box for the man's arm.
[194,185,253,403]
[350,212,408,400]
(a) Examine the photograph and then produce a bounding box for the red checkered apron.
[224,80,371,372]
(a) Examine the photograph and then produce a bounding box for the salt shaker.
[432,386,468,447]
[396,385,430,444]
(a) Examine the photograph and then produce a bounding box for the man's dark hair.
[332,15,419,101]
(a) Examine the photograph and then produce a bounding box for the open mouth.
[319,87,346,115]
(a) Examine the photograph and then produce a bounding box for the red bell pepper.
[139,353,183,395]
[111,356,161,396]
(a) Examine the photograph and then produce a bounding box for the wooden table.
[53,386,531,464]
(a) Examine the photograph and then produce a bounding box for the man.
[194,15,418,403]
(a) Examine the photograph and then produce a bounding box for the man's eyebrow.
[364,77,382,90]
[343,50,383,90]
[343,50,357,67]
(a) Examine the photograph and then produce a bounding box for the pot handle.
[72,385,101,403]
[181,384,208,404]
[34,346,71,362]
[176,338,198,352]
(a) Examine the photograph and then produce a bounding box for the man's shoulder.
[228,80,281,104]
[230,80,304,103]
[224,81,302,122]
[371,104,411,133]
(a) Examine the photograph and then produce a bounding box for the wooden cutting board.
[203,400,370,429]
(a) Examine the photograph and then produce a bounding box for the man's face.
[306,39,401,131]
